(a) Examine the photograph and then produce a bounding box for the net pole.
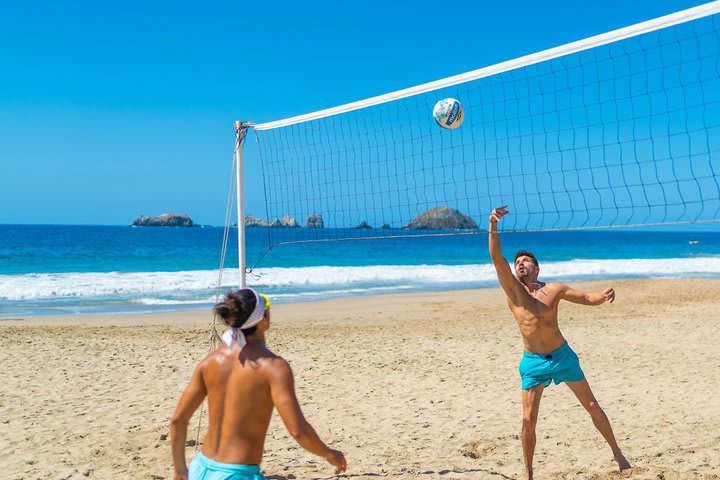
[234,121,248,288]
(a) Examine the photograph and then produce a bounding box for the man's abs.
[513,311,565,354]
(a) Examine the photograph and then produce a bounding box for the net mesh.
[249,11,720,246]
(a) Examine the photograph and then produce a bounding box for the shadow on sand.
[267,466,513,480]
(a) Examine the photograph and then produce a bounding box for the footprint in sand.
[460,439,499,459]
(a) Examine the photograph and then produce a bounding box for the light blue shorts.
[189,452,267,480]
[519,341,585,390]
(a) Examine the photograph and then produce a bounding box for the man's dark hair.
[213,289,260,335]
[515,250,539,267]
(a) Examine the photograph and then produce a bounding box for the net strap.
[252,1,720,131]
[193,142,239,447]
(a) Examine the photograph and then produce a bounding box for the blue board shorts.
[189,452,267,480]
[519,341,585,390]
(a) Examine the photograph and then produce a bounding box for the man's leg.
[521,384,544,480]
[565,379,632,477]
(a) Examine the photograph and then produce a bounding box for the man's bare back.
[170,288,346,480]
[195,343,280,465]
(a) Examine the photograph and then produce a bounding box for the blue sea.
[1,225,719,317]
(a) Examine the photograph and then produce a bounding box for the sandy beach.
[2,279,719,479]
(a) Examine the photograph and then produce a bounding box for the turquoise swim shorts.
[189,452,267,480]
[519,341,585,390]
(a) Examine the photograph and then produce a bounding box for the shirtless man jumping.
[170,288,346,480]
[489,206,632,479]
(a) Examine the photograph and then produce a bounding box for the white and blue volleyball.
[432,97,464,130]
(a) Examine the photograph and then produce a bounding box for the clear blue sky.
[0,0,711,225]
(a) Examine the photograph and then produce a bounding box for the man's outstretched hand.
[490,205,509,223]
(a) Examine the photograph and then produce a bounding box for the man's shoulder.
[254,351,295,384]
[200,345,285,365]
[249,347,291,371]
[196,347,236,371]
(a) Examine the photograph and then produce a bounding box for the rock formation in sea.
[405,207,478,230]
[245,215,271,227]
[132,213,195,227]
[356,221,372,229]
[271,215,299,228]
[306,213,324,228]
[246,214,300,228]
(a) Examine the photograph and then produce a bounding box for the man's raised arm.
[488,206,519,301]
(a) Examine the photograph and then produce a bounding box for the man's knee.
[521,414,538,435]
[585,399,604,418]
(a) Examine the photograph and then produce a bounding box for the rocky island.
[356,221,372,229]
[405,207,478,230]
[245,215,299,227]
[132,213,196,227]
[272,215,299,228]
[306,213,324,228]
[244,215,271,227]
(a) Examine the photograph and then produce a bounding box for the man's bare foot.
[615,452,633,477]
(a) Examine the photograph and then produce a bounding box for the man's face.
[514,255,538,280]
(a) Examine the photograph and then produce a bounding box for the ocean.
[1,224,719,317]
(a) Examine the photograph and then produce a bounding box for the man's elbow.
[288,428,305,441]
[287,420,310,440]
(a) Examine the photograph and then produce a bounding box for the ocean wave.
[134,297,214,306]
[0,270,224,301]
[2,257,720,302]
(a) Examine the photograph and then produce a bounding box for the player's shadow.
[416,468,514,479]
[266,467,513,479]
[266,475,383,479]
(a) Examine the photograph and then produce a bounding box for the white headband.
[221,288,267,349]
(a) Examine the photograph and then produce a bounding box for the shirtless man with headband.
[171,288,346,480]
[489,206,632,479]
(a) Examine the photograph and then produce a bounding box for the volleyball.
[433,97,464,130]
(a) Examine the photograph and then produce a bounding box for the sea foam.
[2,257,720,304]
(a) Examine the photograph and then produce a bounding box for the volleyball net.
[243,2,720,246]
